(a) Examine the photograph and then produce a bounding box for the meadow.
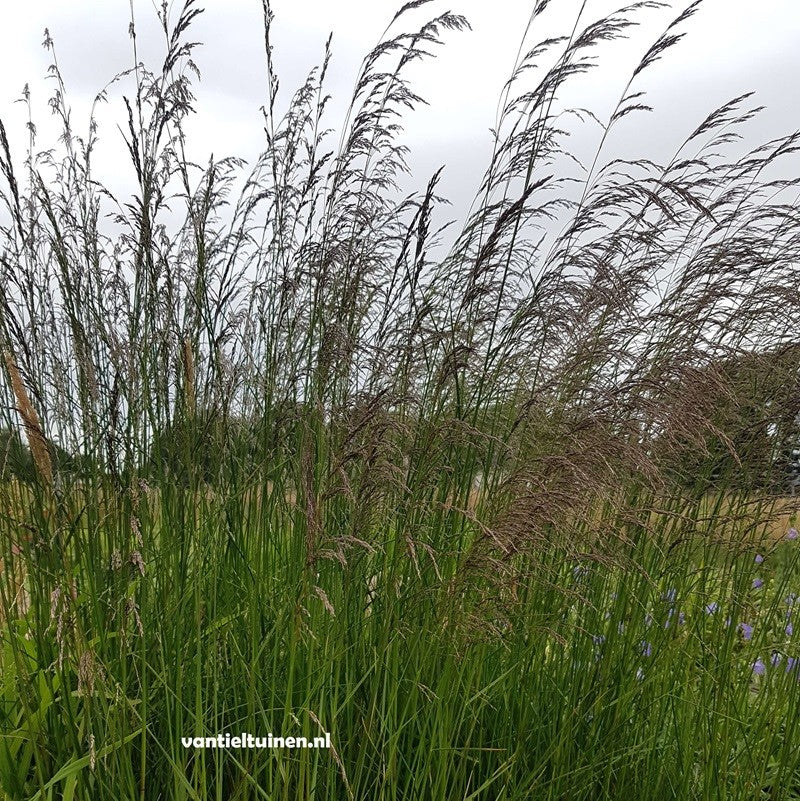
[1,1,800,798]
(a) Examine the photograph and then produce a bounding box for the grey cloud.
[1,0,796,229]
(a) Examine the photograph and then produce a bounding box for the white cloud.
[0,0,796,221]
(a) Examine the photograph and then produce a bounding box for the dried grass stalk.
[3,349,52,487]
[182,338,195,417]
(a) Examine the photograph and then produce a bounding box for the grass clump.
[1,1,800,798]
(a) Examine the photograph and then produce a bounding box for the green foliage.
[145,409,254,486]
[0,428,35,483]
[655,346,800,493]
[0,427,96,484]
[0,0,799,798]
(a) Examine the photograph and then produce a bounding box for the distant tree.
[653,344,800,492]
[0,427,36,483]
[142,400,309,487]
[0,426,98,484]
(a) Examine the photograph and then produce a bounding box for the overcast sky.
[0,0,798,223]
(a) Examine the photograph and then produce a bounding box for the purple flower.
[592,634,605,646]
[636,667,644,681]
[752,658,766,676]
[786,657,798,674]
[755,553,764,564]
[771,652,782,667]
[641,640,652,657]
[752,579,763,589]
[678,611,686,625]
[787,527,798,541]
[739,622,753,641]
[705,602,718,615]
[662,588,677,603]
[787,623,794,637]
